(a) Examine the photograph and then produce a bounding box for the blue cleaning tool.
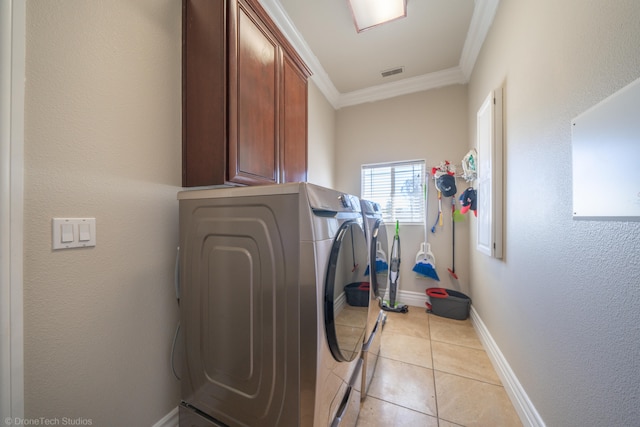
[415,175,440,281]
[412,242,440,281]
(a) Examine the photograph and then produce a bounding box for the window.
[361,160,425,224]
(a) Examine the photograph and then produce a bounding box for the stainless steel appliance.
[178,183,368,426]
[359,200,389,398]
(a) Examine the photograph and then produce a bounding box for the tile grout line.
[363,394,437,419]
[431,367,506,388]
[430,337,485,351]
[427,312,443,427]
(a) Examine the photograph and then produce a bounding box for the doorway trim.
[1,0,25,422]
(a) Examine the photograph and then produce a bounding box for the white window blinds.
[361,160,425,224]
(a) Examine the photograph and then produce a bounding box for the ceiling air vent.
[381,66,404,78]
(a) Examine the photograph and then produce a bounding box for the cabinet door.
[280,54,308,183]
[182,0,227,187]
[228,0,279,185]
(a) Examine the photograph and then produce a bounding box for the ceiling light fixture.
[347,0,407,33]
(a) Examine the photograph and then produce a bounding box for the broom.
[364,241,388,276]
[413,175,440,280]
[413,242,439,280]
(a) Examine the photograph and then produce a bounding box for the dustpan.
[374,241,388,272]
[413,242,439,281]
[365,241,388,276]
[413,173,440,281]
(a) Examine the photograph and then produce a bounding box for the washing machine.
[359,199,390,398]
[178,183,368,427]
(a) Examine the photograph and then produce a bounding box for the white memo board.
[476,88,503,258]
[572,76,640,220]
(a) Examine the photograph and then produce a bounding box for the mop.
[382,221,408,313]
[448,184,465,288]
[413,176,440,280]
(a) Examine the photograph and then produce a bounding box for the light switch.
[52,218,96,250]
[78,223,91,242]
[61,223,74,243]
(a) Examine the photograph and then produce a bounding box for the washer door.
[370,219,389,304]
[324,221,369,362]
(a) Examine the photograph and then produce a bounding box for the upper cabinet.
[183,0,311,187]
[280,53,309,183]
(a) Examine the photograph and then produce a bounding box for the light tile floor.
[356,308,522,427]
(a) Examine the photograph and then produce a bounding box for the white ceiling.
[260,0,500,108]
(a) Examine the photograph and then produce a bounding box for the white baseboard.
[393,289,427,308]
[470,307,546,427]
[152,406,178,427]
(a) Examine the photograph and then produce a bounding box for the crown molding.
[259,0,341,107]
[459,0,501,80]
[336,67,466,108]
[260,0,499,109]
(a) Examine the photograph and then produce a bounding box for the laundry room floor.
[356,308,522,427]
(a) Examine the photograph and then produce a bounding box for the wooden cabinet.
[183,0,311,187]
[280,53,308,183]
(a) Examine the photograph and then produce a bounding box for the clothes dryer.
[359,200,390,398]
[178,183,368,427]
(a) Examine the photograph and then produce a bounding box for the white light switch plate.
[52,218,96,250]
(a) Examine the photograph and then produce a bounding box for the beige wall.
[468,0,640,425]
[24,1,181,424]
[334,85,471,297]
[307,80,336,188]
